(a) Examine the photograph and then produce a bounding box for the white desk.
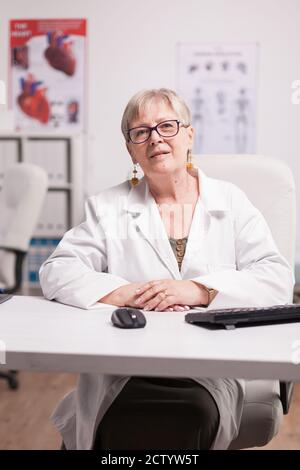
[0,295,299,380]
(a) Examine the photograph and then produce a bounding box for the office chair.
[0,163,48,389]
[199,154,296,449]
[97,154,296,450]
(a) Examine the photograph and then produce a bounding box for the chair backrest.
[0,163,48,289]
[195,154,296,267]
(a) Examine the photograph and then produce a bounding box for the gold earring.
[186,149,194,169]
[130,163,139,186]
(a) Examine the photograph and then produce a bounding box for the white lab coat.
[39,168,294,450]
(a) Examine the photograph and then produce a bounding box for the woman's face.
[126,98,194,177]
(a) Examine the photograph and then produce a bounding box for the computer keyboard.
[0,294,13,304]
[185,304,300,329]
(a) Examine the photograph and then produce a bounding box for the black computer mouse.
[111,307,146,329]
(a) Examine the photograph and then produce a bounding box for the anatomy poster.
[10,19,86,132]
[177,43,258,154]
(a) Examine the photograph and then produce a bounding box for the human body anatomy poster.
[10,19,86,132]
[177,43,258,154]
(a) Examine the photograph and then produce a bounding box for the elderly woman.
[40,88,294,450]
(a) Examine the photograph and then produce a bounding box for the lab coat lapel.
[126,179,181,279]
[181,168,230,273]
[184,169,212,256]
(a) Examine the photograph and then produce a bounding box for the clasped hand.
[100,279,209,312]
[131,279,208,312]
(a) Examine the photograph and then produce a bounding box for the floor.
[0,372,77,450]
[0,371,299,450]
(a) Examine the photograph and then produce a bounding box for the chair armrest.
[279,381,294,414]
[0,248,26,294]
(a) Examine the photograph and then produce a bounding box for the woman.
[40,88,294,450]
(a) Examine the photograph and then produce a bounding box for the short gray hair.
[121,88,191,141]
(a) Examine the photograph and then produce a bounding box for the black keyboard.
[0,294,13,304]
[185,304,300,330]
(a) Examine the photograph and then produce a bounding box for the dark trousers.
[93,377,220,450]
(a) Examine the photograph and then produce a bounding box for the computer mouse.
[111,307,146,329]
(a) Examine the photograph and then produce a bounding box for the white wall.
[1,0,300,268]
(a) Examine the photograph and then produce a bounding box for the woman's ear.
[126,142,136,164]
[188,125,194,147]
[126,142,138,165]
[126,141,132,157]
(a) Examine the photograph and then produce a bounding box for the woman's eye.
[160,122,174,129]
[136,129,147,137]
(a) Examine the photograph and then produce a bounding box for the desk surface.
[0,296,299,380]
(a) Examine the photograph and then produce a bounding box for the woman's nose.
[149,128,163,144]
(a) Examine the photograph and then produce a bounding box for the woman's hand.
[99,282,193,311]
[162,304,191,312]
[134,279,209,311]
[98,283,145,307]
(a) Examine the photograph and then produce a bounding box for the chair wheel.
[8,376,19,390]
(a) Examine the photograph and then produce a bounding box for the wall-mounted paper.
[10,18,87,133]
[177,42,258,154]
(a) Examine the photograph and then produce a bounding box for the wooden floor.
[0,372,77,450]
[0,372,299,450]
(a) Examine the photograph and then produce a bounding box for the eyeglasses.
[127,119,190,144]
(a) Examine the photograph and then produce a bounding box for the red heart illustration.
[44,31,76,76]
[18,75,50,124]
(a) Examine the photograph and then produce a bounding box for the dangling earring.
[186,149,195,170]
[130,163,139,186]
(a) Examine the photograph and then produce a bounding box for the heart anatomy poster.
[177,43,258,154]
[10,18,86,132]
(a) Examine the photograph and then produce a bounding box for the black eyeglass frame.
[127,119,190,144]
